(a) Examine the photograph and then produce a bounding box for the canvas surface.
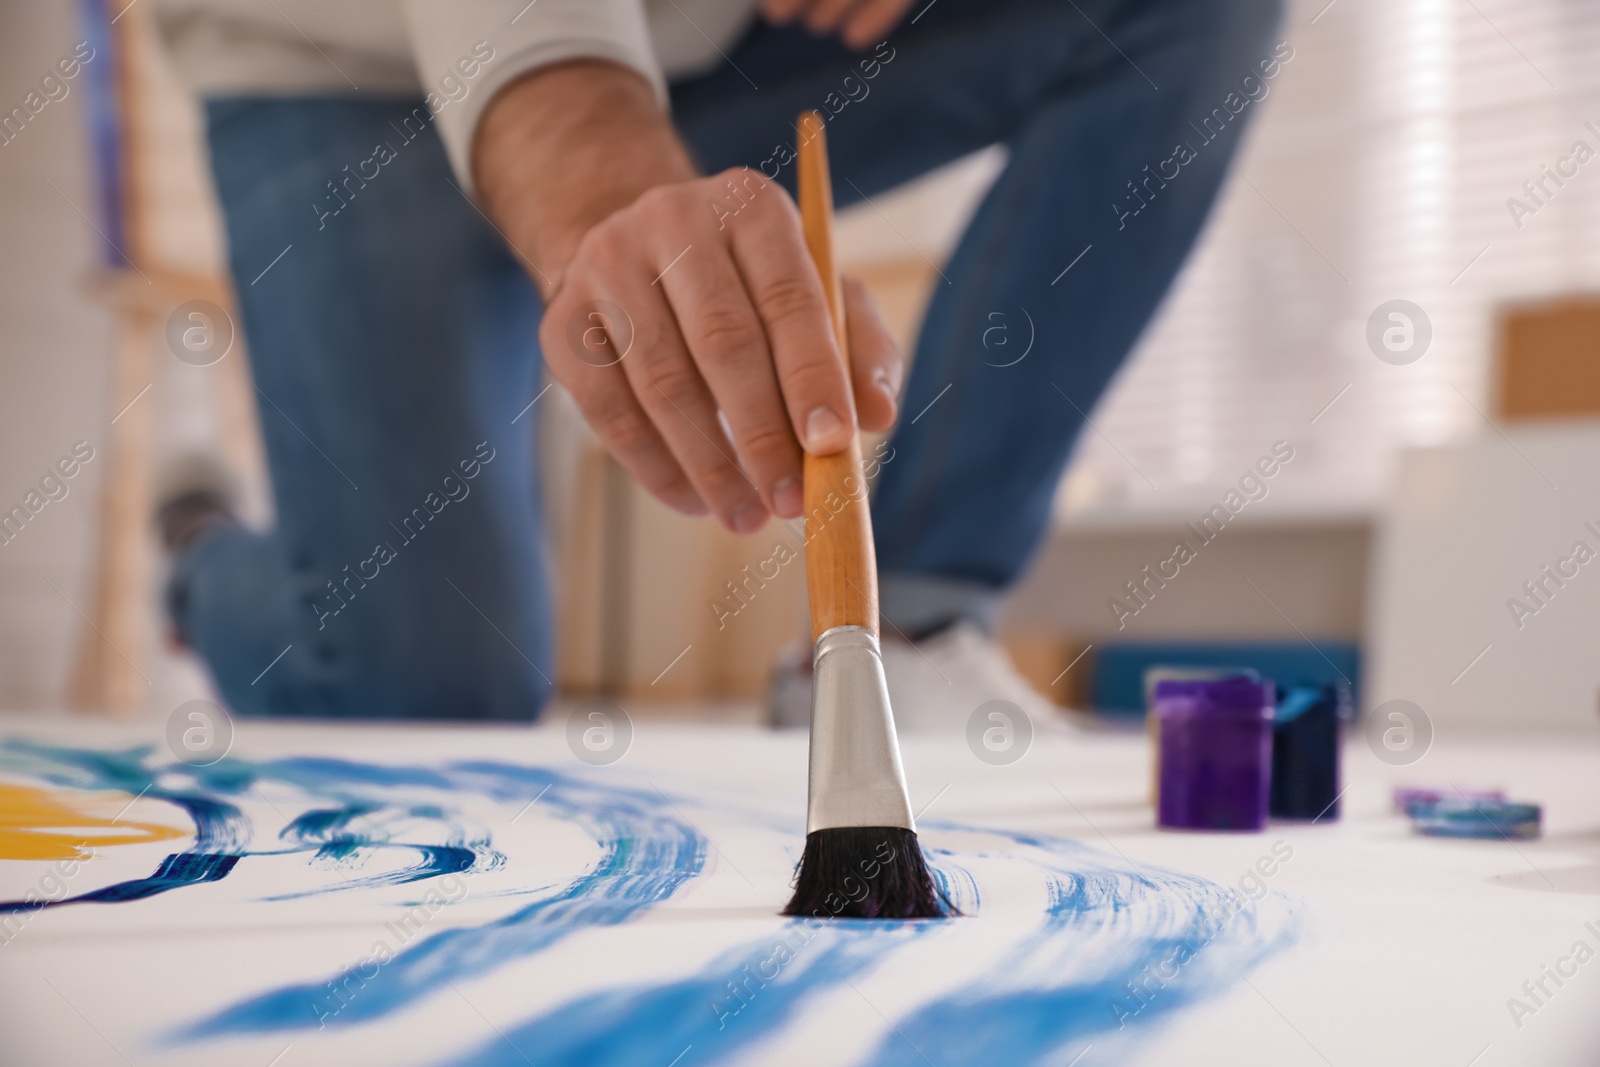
[0,713,1595,1066]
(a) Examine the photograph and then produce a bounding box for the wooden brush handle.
[797,111,878,641]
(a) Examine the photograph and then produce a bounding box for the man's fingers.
[841,276,902,432]
[539,308,706,516]
[841,0,917,49]
[656,227,806,520]
[607,259,772,534]
[546,168,888,530]
[723,172,857,456]
[584,387,710,516]
[803,0,868,34]
[763,0,809,24]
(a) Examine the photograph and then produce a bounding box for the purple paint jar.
[1155,673,1275,832]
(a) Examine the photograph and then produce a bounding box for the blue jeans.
[173,0,1281,719]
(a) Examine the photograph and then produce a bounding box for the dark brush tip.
[782,826,957,920]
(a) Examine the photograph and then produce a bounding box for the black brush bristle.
[782,826,957,919]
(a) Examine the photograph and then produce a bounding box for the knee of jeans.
[394,624,553,721]
[365,659,550,721]
[454,666,553,721]
[479,649,555,718]
[1202,0,1285,54]
[1169,0,1286,106]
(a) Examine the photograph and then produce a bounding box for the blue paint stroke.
[0,741,708,1038]
[69,852,242,903]
[439,856,976,1067]
[0,739,1299,1067]
[265,800,499,900]
[263,843,483,901]
[437,827,1294,1067]
[0,745,256,920]
[440,917,942,1067]
[0,748,251,913]
[176,760,706,1039]
[281,803,382,844]
[860,827,1300,1067]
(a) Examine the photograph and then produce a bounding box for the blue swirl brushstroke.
[434,828,1296,1067]
[263,799,496,900]
[432,857,972,1067]
[177,759,707,1038]
[63,852,243,904]
[439,860,973,1067]
[441,917,942,1067]
[0,740,1299,1067]
[0,741,708,1040]
[262,842,483,901]
[0,748,252,914]
[861,828,1300,1067]
[281,803,382,846]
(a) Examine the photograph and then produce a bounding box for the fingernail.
[873,367,899,411]
[671,493,709,517]
[772,477,803,518]
[730,503,767,534]
[804,406,845,451]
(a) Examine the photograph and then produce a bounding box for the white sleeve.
[402,0,666,191]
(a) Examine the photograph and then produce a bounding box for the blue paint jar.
[1269,683,1350,821]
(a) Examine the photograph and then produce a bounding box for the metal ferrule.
[805,625,916,834]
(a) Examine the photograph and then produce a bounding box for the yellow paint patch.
[0,783,188,860]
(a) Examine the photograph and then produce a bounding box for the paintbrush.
[782,112,951,921]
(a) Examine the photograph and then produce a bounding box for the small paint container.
[1155,673,1275,832]
[1412,798,1541,840]
[1143,667,1249,805]
[1393,786,1504,816]
[1269,683,1349,821]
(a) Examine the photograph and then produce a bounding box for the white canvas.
[0,713,1595,1066]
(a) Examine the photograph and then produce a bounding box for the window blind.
[1060,0,1600,524]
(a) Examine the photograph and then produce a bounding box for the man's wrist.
[472,59,698,296]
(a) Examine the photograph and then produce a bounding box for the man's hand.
[762,0,920,49]
[544,173,902,532]
[474,61,903,534]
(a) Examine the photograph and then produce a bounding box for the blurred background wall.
[0,2,114,708]
[2,0,1597,731]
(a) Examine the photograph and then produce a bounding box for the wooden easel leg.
[69,307,157,715]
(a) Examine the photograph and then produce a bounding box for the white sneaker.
[763,622,1066,735]
[154,452,239,551]
[881,622,1064,734]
